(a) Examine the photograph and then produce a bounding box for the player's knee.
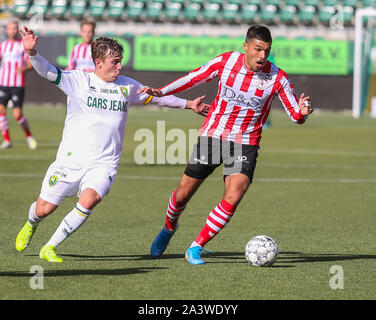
[175,187,195,207]
[13,110,22,121]
[78,189,101,211]
[35,201,57,217]
[224,188,247,207]
[174,189,188,207]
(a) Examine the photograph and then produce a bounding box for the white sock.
[46,203,92,248]
[190,241,202,248]
[28,202,44,228]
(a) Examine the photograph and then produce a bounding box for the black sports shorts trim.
[184,136,259,183]
[0,86,25,108]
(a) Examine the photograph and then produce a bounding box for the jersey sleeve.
[126,78,151,105]
[53,68,84,96]
[159,54,224,96]
[127,78,186,109]
[277,72,306,124]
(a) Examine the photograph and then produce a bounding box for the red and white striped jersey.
[0,40,29,87]
[67,43,95,72]
[160,51,306,146]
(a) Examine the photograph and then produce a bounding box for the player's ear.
[94,58,102,69]
[243,42,248,52]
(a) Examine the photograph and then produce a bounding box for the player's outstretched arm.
[138,86,163,97]
[19,26,58,82]
[19,26,38,57]
[150,94,210,118]
[138,55,222,98]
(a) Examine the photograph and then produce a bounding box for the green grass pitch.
[0,104,375,300]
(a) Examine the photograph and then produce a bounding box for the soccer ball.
[245,235,278,267]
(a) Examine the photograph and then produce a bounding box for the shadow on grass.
[200,251,376,267]
[20,251,376,268]
[0,267,168,277]
[59,253,184,261]
[278,251,376,264]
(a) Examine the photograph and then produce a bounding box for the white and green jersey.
[29,53,187,168]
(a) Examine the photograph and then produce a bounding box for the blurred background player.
[66,20,96,72]
[0,19,36,149]
[140,25,313,265]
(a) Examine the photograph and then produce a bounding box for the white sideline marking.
[1,147,376,160]
[0,173,375,184]
[261,162,376,170]
[1,154,375,171]
[262,148,376,157]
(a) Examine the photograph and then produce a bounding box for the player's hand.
[16,66,25,74]
[298,93,313,116]
[19,26,38,56]
[186,95,210,117]
[138,86,163,97]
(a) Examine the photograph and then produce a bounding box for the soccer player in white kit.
[140,25,314,265]
[15,26,209,262]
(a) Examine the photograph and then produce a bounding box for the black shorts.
[184,136,259,182]
[0,86,25,108]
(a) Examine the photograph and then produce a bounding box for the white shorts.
[39,161,117,206]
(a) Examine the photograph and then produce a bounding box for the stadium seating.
[48,0,68,18]
[107,0,126,20]
[68,0,87,18]
[145,2,163,20]
[184,3,200,21]
[12,0,30,16]
[9,0,374,27]
[28,0,49,16]
[88,0,106,18]
[202,3,220,22]
[318,6,336,24]
[221,4,239,23]
[343,0,358,7]
[363,0,376,6]
[126,1,143,19]
[240,4,257,23]
[164,2,182,21]
[299,5,316,25]
[260,4,277,23]
[279,5,297,24]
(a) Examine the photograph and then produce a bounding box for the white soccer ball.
[245,235,278,267]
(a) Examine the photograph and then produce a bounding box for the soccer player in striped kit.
[67,20,96,72]
[0,20,36,149]
[140,25,314,265]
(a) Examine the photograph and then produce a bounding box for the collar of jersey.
[91,72,118,88]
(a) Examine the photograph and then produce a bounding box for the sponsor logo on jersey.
[257,72,272,81]
[221,86,262,111]
[100,88,119,94]
[120,86,129,98]
[87,96,128,112]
